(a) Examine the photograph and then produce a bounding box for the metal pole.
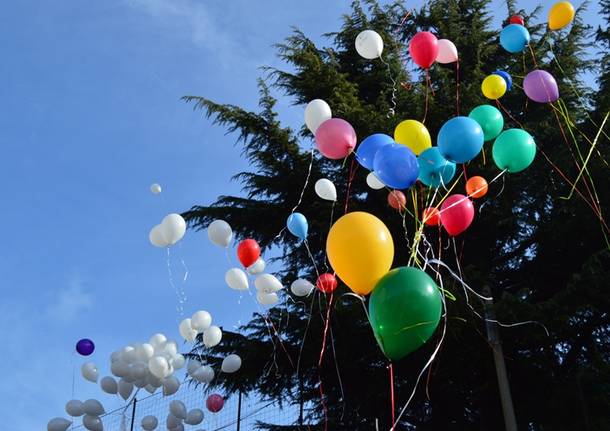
[483,286,518,431]
[236,390,242,431]
[129,397,137,431]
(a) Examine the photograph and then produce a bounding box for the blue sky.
[0,0,604,428]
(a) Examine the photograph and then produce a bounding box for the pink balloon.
[315,118,357,159]
[440,194,474,236]
[436,39,458,64]
[206,394,224,413]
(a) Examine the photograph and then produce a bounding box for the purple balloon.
[523,70,559,103]
[76,338,95,356]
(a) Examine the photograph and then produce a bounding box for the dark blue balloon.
[499,24,530,53]
[418,147,457,188]
[373,143,419,189]
[287,212,308,240]
[437,116,484,164]
[356,133,394,170]
[492,70,512,91]
[76,338,95,356]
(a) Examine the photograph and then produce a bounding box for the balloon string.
[379,54,398,117]
[328,322,346,421]
[388,363,396,430]
[304,239,321,281]
[344,157,358,213]
[323,201,336,272]
[165,248,184,318]
[422,69,431,124]
[455,59,461,116]
[289,145,315,215]
[317,291,334,431]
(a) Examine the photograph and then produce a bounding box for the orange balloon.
[466,176,488,199]
[423,207,441,226]
[387,190,406,211]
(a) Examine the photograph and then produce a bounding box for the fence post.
[130,397,137,431]
[236,390,242,431]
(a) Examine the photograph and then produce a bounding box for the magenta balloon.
[523,70,559,103]
[315,118,357,159]
[440,194,474,236]
[206,394,224,413]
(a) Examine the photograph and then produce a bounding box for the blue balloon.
[373,143,419,189]
[356,133,394,170]
[500,24,530,53]
[287,213,308,240]
[492,70,512,91]
[437,116,484,163]
[418,147,457,188]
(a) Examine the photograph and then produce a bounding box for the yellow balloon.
[548,1,575,30]
[481,75,507,100]
[394,119,431,155]
[326,212,394,295]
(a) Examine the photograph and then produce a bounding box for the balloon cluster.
[164,400,205,430]
[149,213,187,248]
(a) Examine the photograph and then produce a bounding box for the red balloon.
[206,394,224,413]
[387,190,406,211]
[440,194,474,236]
[409,31,439,69]
[237,239,260,267]
[422,207,441,226]
[316,273,338,293]
[509,15,524,26]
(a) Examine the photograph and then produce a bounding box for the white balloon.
[171,354,185,370]
[162,376,180,396]
[81,362,98,383]
[304,99,332,134]
[290,279,315,297]
[186,359,201,376]
[221,354,242,373]
[166,414,181,429]
[191,310,212,333]
[110,351,121,363]
[144,384,157,395]
[254,273,283,294]
[100,376,118,395]
[192,365,214,384]
[83,399,105,416]
[207,219,233,248]
[134,378,148,388]
[202,326,222,347]
[148,356,170,379]
[366,172,385,190]
[179,318,198,342]
[110,360,129,378]
[47,417,72,431]
[169,400,187,420]
[149,333,167,348]
[184,409,204,426]
[160,213,186,245]
[149,224,170,248]
[136,343,155,361]
[118,379,134,401]
[121,346,138,364]
[225,268,249,291]
[314,178,337,201]
[163,341,178,357]
[355,29,384,59]
[246,257,265,275]
[436,39,458,64]
[150,183,162,194]
[141,415,159,431]
[257,291,279,306]
[65,400,84,417]
[130,362,148,381]
[170,424,184,431]
[83,414,103,431]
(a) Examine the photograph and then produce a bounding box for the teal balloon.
[468,105,504,141]
[492,129,536,173]
[437,116,484,163]
[418,147,456,188]
[368,267,442,361]
[286,213,308,240]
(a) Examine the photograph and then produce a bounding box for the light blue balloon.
[500,24,530,53]
[418,147,456,188]
[373,143,419,189]
[356,133,394,170]
[437,116,484,164]
[287,213,308,240]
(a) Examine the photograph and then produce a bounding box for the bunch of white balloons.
[47,399,105,431]
[149,213,187,248]
[178,309,224,348]
[161,400,205,431]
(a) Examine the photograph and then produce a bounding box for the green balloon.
[368,267,442,361]
[492,128,536,173]
[468,104,504,141]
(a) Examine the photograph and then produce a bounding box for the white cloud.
[46,273,93,322]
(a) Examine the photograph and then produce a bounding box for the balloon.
[66,400,84,417]
[170,400,187,420]
[171,354,185,370]
[436,39,458,63]
[286,212,308,240]
[76,338,95,356]
[326,212,394,295]
[166,414,181,429]
[149,224,169,247]
[121,346,138,364]
[118,379,134,401]
[81,362,98,383]
[409,31,438,68]
[440,194,475,236]
[523,70,559,103]
[206,394,225,413]
[393,119,431,155]
[355,29,384,59]
[82,415,103,431]
[254,273,283,294]
[373,143,419,189]
[290,279,315,297]
[304,99,332,134]
[160,214,186,245]
[417,147,456,188]
[149,333,167,348]
[481,74,506,100]
[314,179,337,201]
[221,354,242,373]
[110,360,129,378]
[548,1,575,30]
[387,190,406,211]
[366,172,385,190]
[144,384,156,394]
[83,399,105,416]
[135,343,154,362]
[237,239,260,268]
[316,273,338,293]
[192,366,214,384]
[224,268,249,291]
[100,376,118,395]
[162,341,178,358]
[492,129,536,173]
[187,359,201,376]
[492,70,512,91]
[162,376,180,396]
[179,318,197,342]
[141,415,159,431]
[500,24,530,53]
[150,183,162,194]
[191,310,212,332]
[356,133,393,170]
[422,207,441,226]
[509,15,525,25]
[185,409,204,426]
[315,118,357,159]
[148,356,170,379]
[466,176,488,198]
[437,116,484,163]
[369,267,442,360]
[256,291,279,306]
[48,418,72,431]
[246,257,266,275]
[203,326,222,347]
[207,220,233,248]
[468,105,504,141]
